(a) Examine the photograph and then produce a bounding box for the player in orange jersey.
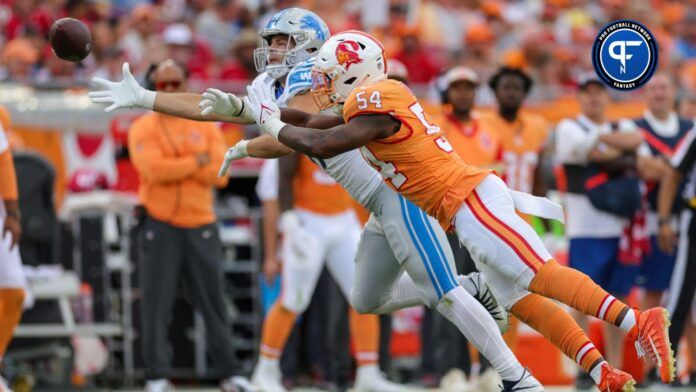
[243,31,675,390]
[0,110,27,392]
[483,67,549,196]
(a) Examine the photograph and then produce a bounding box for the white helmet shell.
[311,30,388,108]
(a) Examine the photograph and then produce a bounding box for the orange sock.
[529,260,635,330]
[511,294,605,378]
[349,307,379,366]
[0,288,25,357]
[259,301,297,359]
[503,316,520,352]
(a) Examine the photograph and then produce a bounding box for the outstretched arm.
[276,114,398,158]
[90,63,252,123]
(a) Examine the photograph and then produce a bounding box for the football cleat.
[633,308,675,384]
[251,359,286,392]
[499,368,544,391]
[354,364,414,392]
[597,363,636,392]
[459,272,510,333]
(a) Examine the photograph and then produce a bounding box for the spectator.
[118,4,165,72]
[554,74,643,389]
[675,10,696,60]
[194,0,241,58]
[126,59,237,392]
[218,28,258,81]
[162,23,214,80]
[0,38,39,82]
[392,29,442,84]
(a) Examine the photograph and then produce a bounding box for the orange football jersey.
[438,111,502,168]
[482,111,548,193]
[292,155,354,215]
[343,79,490,229]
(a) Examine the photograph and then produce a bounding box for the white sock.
[589,360,607,384]
[434,286,524,382]
[370,273,425,314]
[258,355,279,369]
[619,309,637,333]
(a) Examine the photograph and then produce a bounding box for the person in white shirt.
[554,74,643,384]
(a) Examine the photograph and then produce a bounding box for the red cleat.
[634,308,676,383]
[598,363,636,392]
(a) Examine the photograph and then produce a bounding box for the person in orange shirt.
[0,107,27,392]
[484,67,550,196]
[127,60,239,392]
[437,66,502,169]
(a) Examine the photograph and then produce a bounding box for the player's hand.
[89,63,155,112]
[198,88,253,121]
[262,255,281,284]
[244,82,285,138]
[657,222,677,254]
[3,213,21,250]
[218,140,249,177]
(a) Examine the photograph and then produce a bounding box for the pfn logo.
[592,20,658,90]
[608,40,642,74]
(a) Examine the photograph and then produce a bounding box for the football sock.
[0,288,24,356]
[259,301,297,359]
[511,293,605,384]
[349,308,380,366]
[529,260,635,330]
[435,286,524,382]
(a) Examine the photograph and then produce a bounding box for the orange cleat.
[598,363,636,392]
[634,308,676,384]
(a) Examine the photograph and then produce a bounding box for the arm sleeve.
[193,124,229,188]
[554,119,598,165]
[671,130,696,175]
[127,117,199,183]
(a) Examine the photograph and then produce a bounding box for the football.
[48,18,92,62]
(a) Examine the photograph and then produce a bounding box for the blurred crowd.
[1,0,696,99]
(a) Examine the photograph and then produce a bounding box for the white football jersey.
[267,61,384,206]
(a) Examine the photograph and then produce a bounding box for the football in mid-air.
[49,18,92,62]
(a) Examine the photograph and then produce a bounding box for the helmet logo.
[335,41,362,70]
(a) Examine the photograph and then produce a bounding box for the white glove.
[89,63,156,112]
[198,88,254,123]
[244,82,285,139]
[218,140,249,177]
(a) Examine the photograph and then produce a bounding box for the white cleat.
[477,368,502,392]
[459,272,510,333]
[145,379,175,392]
[221,375,259,392]
[250,359,287,392]
[354,364,416,392]
[500,369,544,391]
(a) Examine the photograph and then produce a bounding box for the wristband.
[262,118,287,140]
[236,140,249,158]
[141,89,156,110]
[658,217,671,227]
[5,210,19,219]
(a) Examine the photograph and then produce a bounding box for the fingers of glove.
[91,77,116,89]
[88,91,111,99]
[208,88,228,101]
[218,160,231,177]
[91,96,115,104]
[198,98,214,109]
[122,63,135,81]
[200,105,214,116]
[105,103,120,112]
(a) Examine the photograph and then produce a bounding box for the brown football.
[49,18,92,62]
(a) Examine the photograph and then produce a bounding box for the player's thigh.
[379,191,458,307]
[454,175,552,289]
[325,213,362,299]
[350,214,404,313]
